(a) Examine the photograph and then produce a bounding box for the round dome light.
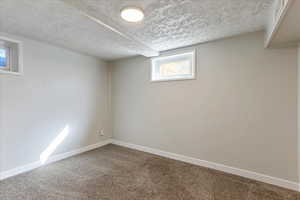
[121,7,144,22]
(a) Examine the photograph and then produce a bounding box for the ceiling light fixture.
[121,7,144,23]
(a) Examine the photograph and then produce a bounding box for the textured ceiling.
[0,0,274,60]
[0,0,157,60]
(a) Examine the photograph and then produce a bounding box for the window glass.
[151,51,195,81]
[0,48,7,68]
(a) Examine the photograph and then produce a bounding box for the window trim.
[0,36,23,76]
[151,49,196,82]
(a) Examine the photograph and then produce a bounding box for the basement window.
[151,50,196,82]
[0,37,22,75]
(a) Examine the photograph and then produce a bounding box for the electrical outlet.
[98,130,105,136]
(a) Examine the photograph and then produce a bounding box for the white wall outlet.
[98,130,105,136]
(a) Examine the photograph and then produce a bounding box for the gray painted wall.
[111,32,298,182]
[0,33,111,173]
[298,45,300,184]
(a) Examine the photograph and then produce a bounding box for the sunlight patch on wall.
[40,125,69,164]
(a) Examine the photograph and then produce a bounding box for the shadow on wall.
[40,125,70,164]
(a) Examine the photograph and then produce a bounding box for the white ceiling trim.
[78,10,159,57]
[264,0,293,47]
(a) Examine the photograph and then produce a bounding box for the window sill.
[151,77,196,83]
[0,70,23,76]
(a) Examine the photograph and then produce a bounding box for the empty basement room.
[1,0,300,199]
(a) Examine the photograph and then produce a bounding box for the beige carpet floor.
[0,144,299,200]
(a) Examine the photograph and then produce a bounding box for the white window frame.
[151,49,196,82]
[0,36,23,76]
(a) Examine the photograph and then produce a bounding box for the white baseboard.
[2,138,299,192]
[0,139,112,181]
[111,139,300,192]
